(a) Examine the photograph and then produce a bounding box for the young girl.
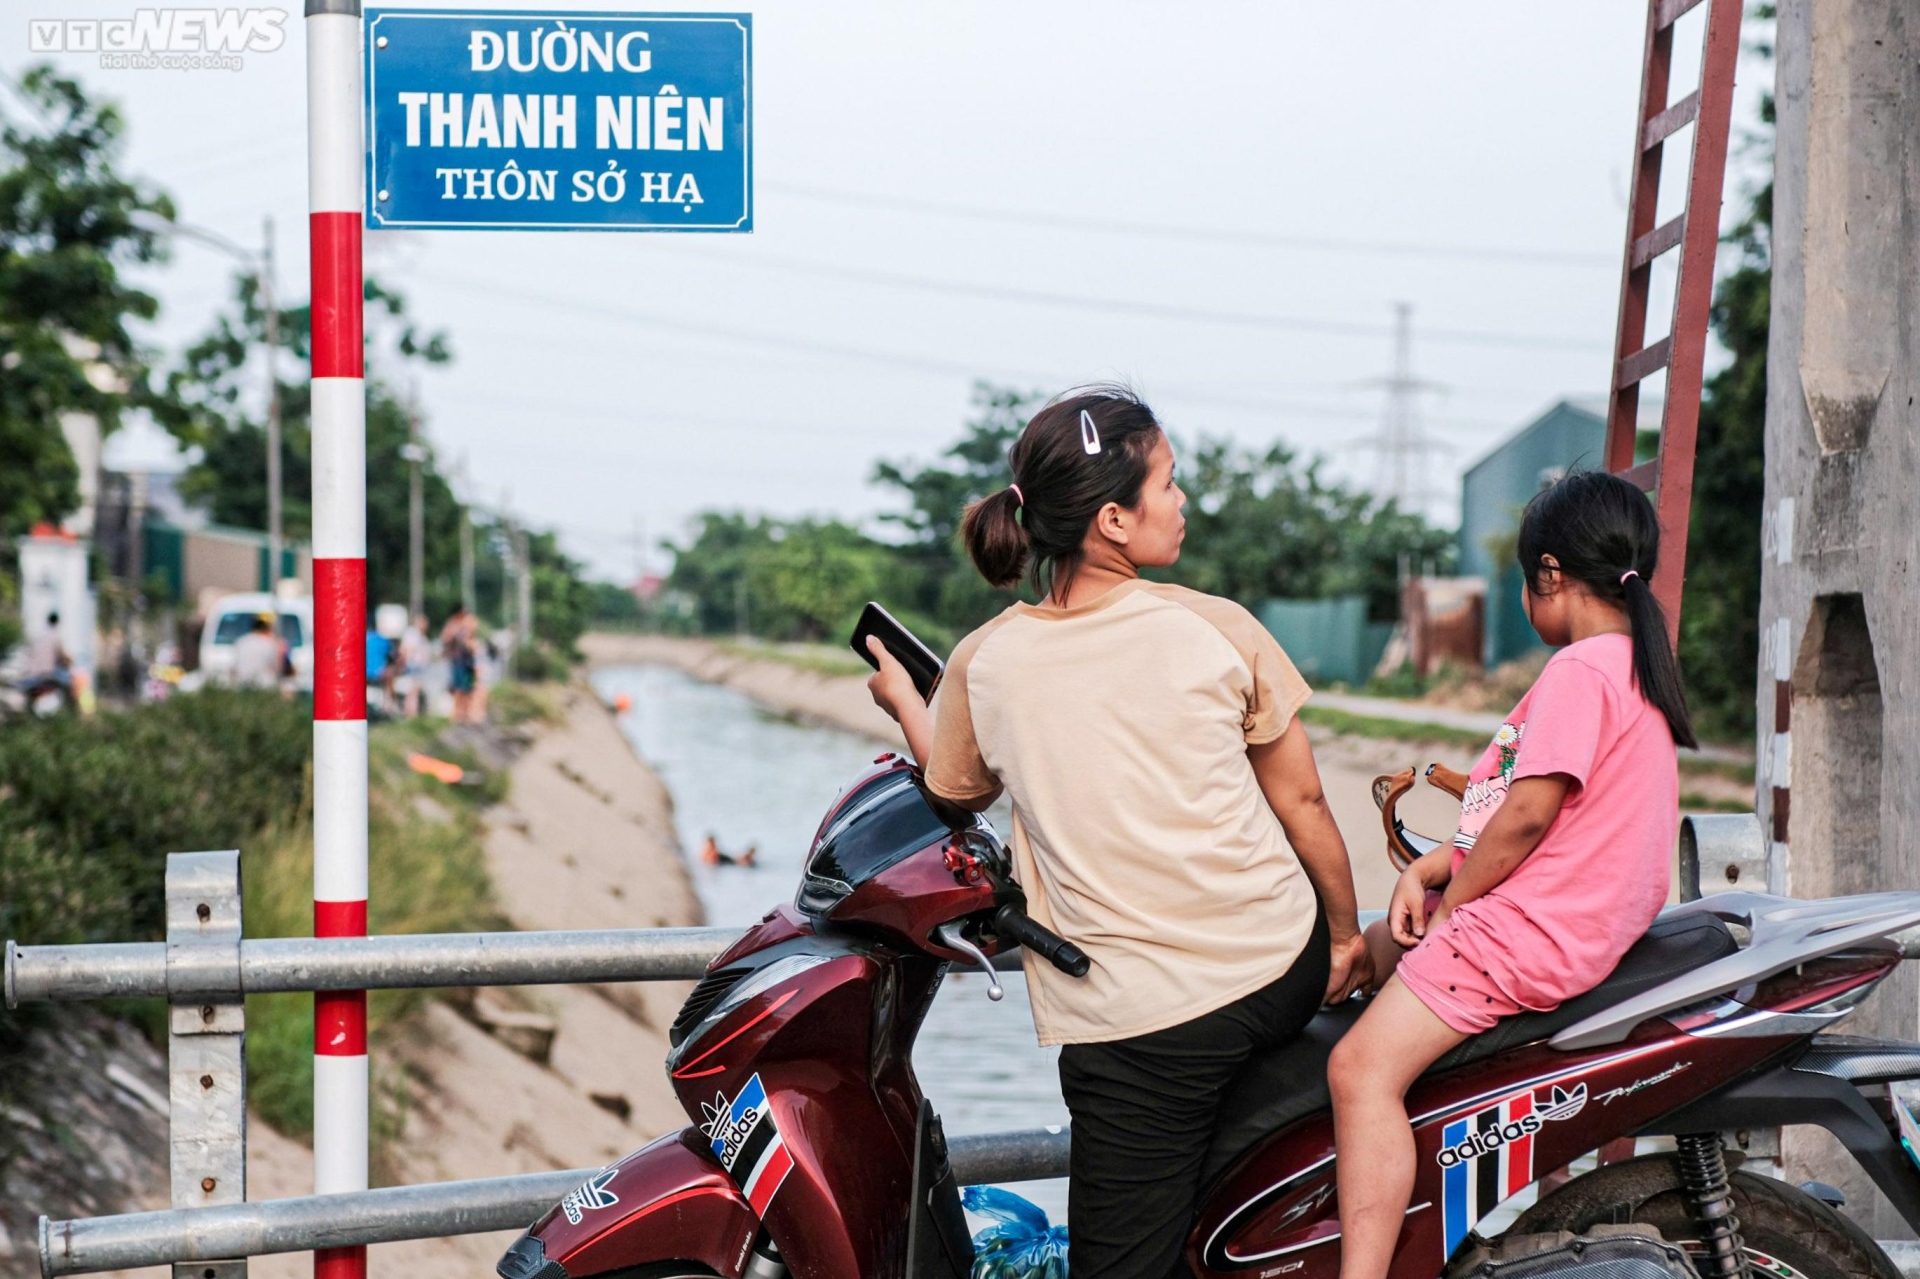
[867,386,1372,1279]
[1328,470,1698,1279]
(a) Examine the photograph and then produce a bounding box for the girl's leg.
[1362,917,1404,990]
[1327,978,1467,1279]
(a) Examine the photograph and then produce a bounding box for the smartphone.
[849,602,944,703]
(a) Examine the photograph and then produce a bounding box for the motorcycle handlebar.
[993,904,1091,978]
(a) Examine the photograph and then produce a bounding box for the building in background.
[1458,400,1607,667]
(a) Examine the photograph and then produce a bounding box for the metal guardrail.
[18,845,1920,1277]
[12,851,1076,1278]
[6,926,744,1006]
[38,1129,1072,1277]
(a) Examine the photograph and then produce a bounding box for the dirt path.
[242,686,703,1279]
[580,633,1476,911]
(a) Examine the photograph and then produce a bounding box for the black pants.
[1057,907,1329,1279]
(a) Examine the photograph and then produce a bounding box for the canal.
[592,663,1072,1222]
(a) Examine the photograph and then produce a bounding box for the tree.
[664,512,779,635]
[166,274,479,620]
[1166,438,1453,619]
[1676,99,1772,741]
[869,382,1038,639]
[0,68,172,533]
[747,520,889,642]
[0,68,172,648]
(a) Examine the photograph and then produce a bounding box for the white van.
[197,593,315,692]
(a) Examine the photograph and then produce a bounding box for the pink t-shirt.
[1441,633,1679,1011]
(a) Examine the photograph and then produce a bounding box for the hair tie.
[1620,570,1641,585]
[1008,483,1024,507]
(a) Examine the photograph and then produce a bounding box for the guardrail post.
[165,851,248,1279]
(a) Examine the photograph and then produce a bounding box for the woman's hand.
[864,637,919,723]
[1324,931,1373,1005]
[864,636,936,767]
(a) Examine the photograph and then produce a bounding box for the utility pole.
[734,575,748,639]
[404,390,424,621]
[457,455,476,616]
[261,216,282,588]
[1760,0,1917,1232]
[1359,303,1448,518]
[499,491,516,634]
[515,524,533,649]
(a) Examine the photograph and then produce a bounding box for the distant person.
[397,613,432,718]
[472,633,498,722]
[366,627,394,714]
[231,614,282,690]
[442,606,478,722]
[20,611,74,710]
[698,834,756,868]
[25,612,69,681]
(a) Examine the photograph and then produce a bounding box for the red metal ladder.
[1601,0,1745,644]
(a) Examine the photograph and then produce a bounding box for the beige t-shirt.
[926,578,1317,1046]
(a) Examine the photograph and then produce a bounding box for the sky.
[2,2,1773,582]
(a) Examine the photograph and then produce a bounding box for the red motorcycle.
[500,755,1920,1279]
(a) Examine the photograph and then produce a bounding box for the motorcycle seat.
[1200,909,1738,1187]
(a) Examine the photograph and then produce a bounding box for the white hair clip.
[1079,408,1102,456]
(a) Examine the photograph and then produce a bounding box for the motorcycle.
[500,753,1920,1279]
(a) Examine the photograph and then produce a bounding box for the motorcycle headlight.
[669,954,833,1064]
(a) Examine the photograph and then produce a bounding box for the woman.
[867,386,1371,1279]
[441,607,478,723]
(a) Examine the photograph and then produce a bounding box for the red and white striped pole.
[306,3,368,1279]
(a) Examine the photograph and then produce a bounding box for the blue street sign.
[365,9,751,232]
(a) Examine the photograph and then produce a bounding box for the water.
[592,664,1071,1224]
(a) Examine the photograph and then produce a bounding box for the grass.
[241,719,506,1175]
[718,638,874,680]
[1298,704,1488,751]
[1298,703,1754,786]
[490,680,563,728]
[1679,794,1756,815]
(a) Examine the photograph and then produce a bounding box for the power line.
[659,244,1608,353]
[766,180,1617,269]
[435,377,1504,441]
[416,308,1507,430]
[413,272,1535,425]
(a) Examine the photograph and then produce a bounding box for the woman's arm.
[1248,720,1372,1003]
[865,637,1000,811]
[866,637,936,765]
[1431,774,1570,926]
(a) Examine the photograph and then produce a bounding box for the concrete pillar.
[1760,0,1917,1237]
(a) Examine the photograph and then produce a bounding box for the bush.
[0,692,504,1168]
[0,690,312,947]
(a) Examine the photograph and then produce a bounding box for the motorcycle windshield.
[799,771,950,916]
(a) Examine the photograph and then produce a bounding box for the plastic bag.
[962,1185,1069,1279]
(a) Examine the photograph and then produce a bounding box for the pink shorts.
[1395,897,1527,1035]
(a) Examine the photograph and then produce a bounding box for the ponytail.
[962,487,1029,589]
[1517,470,1697,749]
[1619,571,1697,749]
